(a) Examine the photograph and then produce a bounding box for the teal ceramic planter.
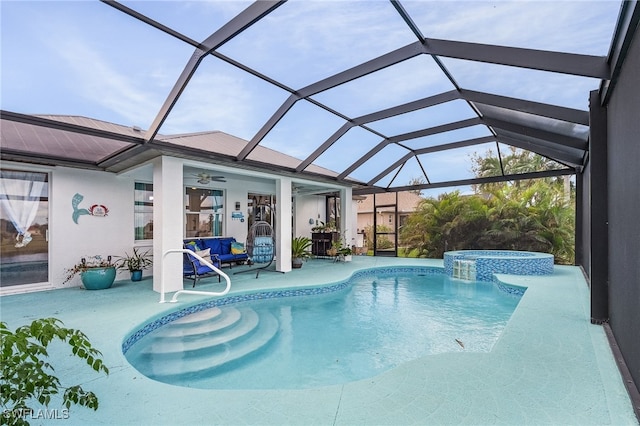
[130,270,143,282]
[80,267,116,290]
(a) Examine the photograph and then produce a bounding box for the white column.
[152,156,184,293]
[275,177,292,272]
[340,186,353,248]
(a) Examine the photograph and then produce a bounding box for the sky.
[0,0,623,192]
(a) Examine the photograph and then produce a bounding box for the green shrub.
[1,318,109,426]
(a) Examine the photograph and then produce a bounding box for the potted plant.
[338,245,353,261]
[330,231,353,261]
[114,248,153,281]
[63,255,116,290]
[327,240,340,257]
[291,236,312,268]
[311,221,326,233]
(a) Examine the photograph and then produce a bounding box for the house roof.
[1,1,638,195]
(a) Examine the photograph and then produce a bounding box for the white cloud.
[51,38,161,127]
[161,71,255,136]
[218,1,417,87]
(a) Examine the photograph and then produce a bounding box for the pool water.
[125,272,523,389]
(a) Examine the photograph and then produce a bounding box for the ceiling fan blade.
[191,172,225,184]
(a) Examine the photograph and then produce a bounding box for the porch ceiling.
[1,1,635,195]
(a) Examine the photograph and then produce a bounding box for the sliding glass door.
[0,169,49,287]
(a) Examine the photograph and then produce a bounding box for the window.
[134,182,153,240]
[0,169,49,286]
[185,188,224,237]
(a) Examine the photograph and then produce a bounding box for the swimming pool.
[124,267,524,390]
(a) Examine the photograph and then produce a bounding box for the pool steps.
[134,307,279,378]
[171,306,223,324]
[152,307,241,338]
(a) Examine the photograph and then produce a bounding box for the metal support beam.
[389,117,482,144]
[296,90,461,173]
[460,89,589,125]
[338,140,390,180]
[354,90,460,125]
[237,94,298,161]
[296,123,354,172]
[414,136,495,156]
[422,38,610,79]
[482,117,588,151]
[589,90,609,324]
[354,168,575,195]
[145,1,285,143]
[575,170,585,268]
[600,0,640,105]
[239,42,423,161]
[298,42,424,98]
[496,135,583,168]
[367,136,495,186]
[391,0,424,41]
[338,117,487,181]
[368,153,414,186]
[101,1,199,47]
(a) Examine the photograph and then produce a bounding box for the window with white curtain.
[0,169,49,287]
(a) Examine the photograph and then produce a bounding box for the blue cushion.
[218,253,237,263]
[252,237,273,263]
[220,238,232,255]
[184,238,248,266]
[201,239,222,254]
[193,261,219,275]
[184,261,218,275]
[184,249,220,275]
[254,236,272,245]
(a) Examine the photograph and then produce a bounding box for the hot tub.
[444,250,554,282]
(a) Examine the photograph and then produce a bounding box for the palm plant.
[114,248,153,277]
[291,236,312,268]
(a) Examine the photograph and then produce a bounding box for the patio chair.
[183,243,222,287]
[234,221,279,278]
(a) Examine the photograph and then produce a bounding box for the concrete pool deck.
[1,256,637,425]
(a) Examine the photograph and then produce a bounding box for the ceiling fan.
[193,172,226,184]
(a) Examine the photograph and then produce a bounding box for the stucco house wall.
[2,158,343,293]
[40,164,135,289]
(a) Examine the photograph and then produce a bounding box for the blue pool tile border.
[494,278,527,297]
[122,265,522,354]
